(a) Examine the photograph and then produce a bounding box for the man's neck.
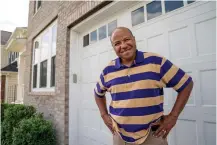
[121,54,136,67]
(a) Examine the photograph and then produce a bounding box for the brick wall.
[24,1,110,145]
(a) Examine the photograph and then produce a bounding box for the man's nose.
[120,41,128,49]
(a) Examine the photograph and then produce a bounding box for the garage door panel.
[146,33,170,58]
[178,107,199,120]
[203,121,216,145]
[195,18,216,56]
[81,55,100,83]
[81,83,95,99]
[136,40,147,52]
[200,69,216,106]
[80,126,112,145]
[99,50,116,71]
[80,109,101,130]
[97,130,113,145]
[98,39,112,50]
[169,26,192,60]
[78,136,98,145]
[175,119,198,145]
[81,100,98,110]
[81,58,92,83]
[133,29,147,41]
[81,46,92,59]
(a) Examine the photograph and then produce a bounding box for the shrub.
[1,104,36,145]
[1,103,16,122]
[12,116,56,145]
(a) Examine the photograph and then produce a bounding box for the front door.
[1,75,6,103]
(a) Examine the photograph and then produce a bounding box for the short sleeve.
[160,57,192,93]
[94,73,108,98]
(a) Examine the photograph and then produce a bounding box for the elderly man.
[94,27,193,145]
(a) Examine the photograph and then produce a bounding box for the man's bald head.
[110,27,134,42]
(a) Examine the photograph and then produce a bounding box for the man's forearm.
[95,96,108,117]
[170,81,194,118]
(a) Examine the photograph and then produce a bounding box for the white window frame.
[31,20,57,92]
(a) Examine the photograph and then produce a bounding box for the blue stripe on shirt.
[109,103,163,116]
[160,59,173,79]
[166,68,185,88]
[100,74,106,87]
[107,72,160,87]
[119,132,137,142]
[96,83,102,93]
[111,88,164,101]
[103,56,162,76]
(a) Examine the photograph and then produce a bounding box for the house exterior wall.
[1,46,9,69]
[24,1,109,145]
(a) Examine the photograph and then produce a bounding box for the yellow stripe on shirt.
[110,80,163,94]
[104,64,161,83]
[111,112,163,124]
[161,65,178,84]
[110,95,164,108]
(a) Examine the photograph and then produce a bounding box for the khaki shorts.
[113,130,168,145]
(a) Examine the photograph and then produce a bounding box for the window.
[83,34,89,47]
[108,20,117,37]
[131,7,145,26]
[32,21,57,91]
[50,56,55,87]
[98,25,107,40]
[34,41,40,64]
[40,60,47,88]
[41,31,49,61]
[165,1,184,13]
[33,65,37,88]
[147,0,162,20]
[187,0,195,4]
[34,0,42,14]
[90,30,97,43]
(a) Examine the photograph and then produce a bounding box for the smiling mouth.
[121,49,131,54]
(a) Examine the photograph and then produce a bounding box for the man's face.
[111,28,136,60]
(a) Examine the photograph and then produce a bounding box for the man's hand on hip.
[101,114,115,135]
[153,114,178,139]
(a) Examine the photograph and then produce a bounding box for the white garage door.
[69,1,216,145]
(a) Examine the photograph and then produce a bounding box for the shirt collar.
[115,50,144,69]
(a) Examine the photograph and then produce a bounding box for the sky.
[0,0,29,32]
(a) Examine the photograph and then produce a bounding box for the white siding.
[6,73,18,103]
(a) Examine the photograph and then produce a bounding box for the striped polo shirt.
[94,50,192,144]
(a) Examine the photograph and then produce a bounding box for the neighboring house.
[0,28,27,104]
[0,30,18,103]
[4,27,27,104]
[25,1,216,145]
